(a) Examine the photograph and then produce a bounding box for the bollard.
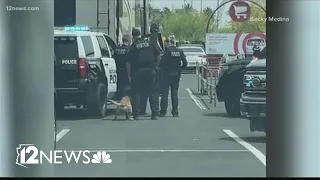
[200,66,204,94]
[204,66,208,94]
[196,63,200,92]
[209,71,213,104]
[206,70,209,96]
[1,0,54,177]
[214,70,217,107]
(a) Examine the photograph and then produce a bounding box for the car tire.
[249,118,266,132]
[88,83,107,118]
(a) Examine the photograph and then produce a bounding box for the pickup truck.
[240,58,266,133]
[216,58,252,116]
[216,47,266,117]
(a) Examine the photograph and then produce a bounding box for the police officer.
[113,35,131,100]
[126,29,161,120]
[140,23,164,116]
[252,42,261,59]
[159,36,187,117]
[149,23,164,51]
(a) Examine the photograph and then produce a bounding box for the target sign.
[233,33,266,54]
[229,1,251,22]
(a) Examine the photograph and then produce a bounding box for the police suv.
[54,26,118,117]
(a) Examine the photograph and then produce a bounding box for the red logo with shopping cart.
[229,1,251,22]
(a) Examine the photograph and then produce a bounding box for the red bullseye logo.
[233,33,266,54]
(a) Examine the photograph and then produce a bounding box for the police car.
[54,26,118,117]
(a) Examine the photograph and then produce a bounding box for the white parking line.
[56,128,70,142]
[185,88,207,110]
[59,149,249,153]
[223,129,266,167]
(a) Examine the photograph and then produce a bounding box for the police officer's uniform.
[127,29,161,120]
[140,23,164,115]
[113,44,130,100]
[159,42,187,117]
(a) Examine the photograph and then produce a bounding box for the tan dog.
[108,96,133,120]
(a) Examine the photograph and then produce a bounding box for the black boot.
[151,112,158,120]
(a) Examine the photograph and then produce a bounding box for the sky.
[149,0,219,11]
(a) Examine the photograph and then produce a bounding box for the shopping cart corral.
[195,62,220,107]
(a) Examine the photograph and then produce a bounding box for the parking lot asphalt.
[54,74,266,177]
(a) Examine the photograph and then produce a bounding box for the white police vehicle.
[54,26,118,117]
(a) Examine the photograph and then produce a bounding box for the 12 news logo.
[16,144,112,168]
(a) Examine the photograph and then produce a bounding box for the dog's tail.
[108,99,121,106]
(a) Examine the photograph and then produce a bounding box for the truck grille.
[243,67,266,96]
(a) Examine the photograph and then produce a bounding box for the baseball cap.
[132,28,141,37]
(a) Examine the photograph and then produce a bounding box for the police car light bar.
[64,26,90,31]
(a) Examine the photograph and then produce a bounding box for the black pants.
[140,70,160,114]
[140,92,159,114]
[115,69,129,100]
[160,71,180,115]
[131,68,159,117]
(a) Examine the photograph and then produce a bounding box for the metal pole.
[116,0,120,45]
[142,0,147,36]
[214,71,217,107]
[2,0,54,177]
[96,0,99,32]
[107,0,110,35]
[196,63,200,92]
[216,0,220,29]
[206,72,208,95]
[145,0,150,34]
[210,72,213,104]
[200,66,204,94]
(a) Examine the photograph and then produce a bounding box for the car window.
[54,36,78,58]
[81,36,95,57]
[103,35,117,56]
[96,36,110,57]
